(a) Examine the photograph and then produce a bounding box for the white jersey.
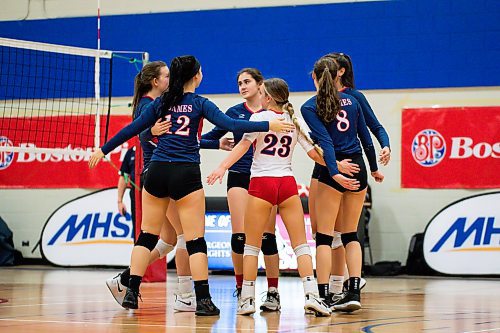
[243,110,314,178]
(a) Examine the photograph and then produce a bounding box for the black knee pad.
[261,232,278,255]
[315,232,334,247]
[135,231,159,251]
[341,232,359,247]
[186,237,208,256]
[231,233,246,254]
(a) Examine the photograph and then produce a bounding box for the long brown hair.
[325,52,355,89]
[132,61,167,116]
[313,57,341,123]
[236,68,264,85]
[262,78,323,156]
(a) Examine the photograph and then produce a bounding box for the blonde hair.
[313,57,341,123]
[262,78,323,156]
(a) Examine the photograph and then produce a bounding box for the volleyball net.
[0,37,148,157]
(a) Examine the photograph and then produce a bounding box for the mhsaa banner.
[0,115,134,188]
[423,192,500,275]
[401,107,500,188]
[41,188,135,266]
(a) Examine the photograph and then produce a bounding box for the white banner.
[41,188,134,266]
[423,192,500,275]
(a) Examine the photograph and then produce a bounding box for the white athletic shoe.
[304,293,331,317]
[105,273,126,306]
[237,297,256,316]
[174,292,196,312]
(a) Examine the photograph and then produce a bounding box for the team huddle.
[88,52,390,317]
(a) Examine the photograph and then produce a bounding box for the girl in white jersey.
[207,78,330,317]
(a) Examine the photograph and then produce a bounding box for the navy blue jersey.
[201,103,260,173]
[134,96,156,171]
[101,93,269,163]
[301,93,378,176]
[119,147,135,183]
[134,95,220,171]
[343,88,390,149]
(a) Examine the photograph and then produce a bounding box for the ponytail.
[283,102,323,156]
[263,78,323,156]
[313,57,341,123]
[132,60,167,118]
[160,55,201,117]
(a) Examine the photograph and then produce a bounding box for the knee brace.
[293,243,312,258]
[243,244,260,257]
[315,232,333,247]
[155,239,175,258]
[186,237,207,256]
[331,231,343,250]
[231,233,246,254]
[135,231,158,251]
[261,233,278,255]
[176,234,186,250]
[341,232,359,247]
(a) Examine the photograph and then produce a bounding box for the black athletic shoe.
[195,297,220,316]
[121,288,141,310]
[333,291,361,312]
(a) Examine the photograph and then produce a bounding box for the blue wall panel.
[0,0,498,97]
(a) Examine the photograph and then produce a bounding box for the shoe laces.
[261,290,279,303]
[233,288,242,298]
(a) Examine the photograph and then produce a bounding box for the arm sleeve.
[102,100,159,155]
[355,91,390,149]
[296,118,315,152]
[301,105,339,176]
[202,99,269,133]
[356,105,378,172]
[200,139,220,150]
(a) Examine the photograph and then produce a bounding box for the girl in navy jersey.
[89,55,294,316]
[301,56,384,312]
[201,68,281,311]
[208,78,331,317]
[106,61,206,312]
[308,53,391,301]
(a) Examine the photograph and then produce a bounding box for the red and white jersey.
[243,110,314,178]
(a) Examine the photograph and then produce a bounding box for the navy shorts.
[317,153,368,193]
[227,171,251,191]
[143,161,203,200]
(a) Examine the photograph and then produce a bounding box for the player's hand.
[118,202,128,216]
[337,159,360,176]
[219,137,234,151]
[269,118,295,133]
[379,146,391,166]
[151,118,172,136]
[207,166,227,185]
[332,174,360,191]
[371,170,384,183]
[89,148,105,168]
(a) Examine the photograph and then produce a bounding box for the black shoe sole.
[122,301,138,310]
[195,310,220,316]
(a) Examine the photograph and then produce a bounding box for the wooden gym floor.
[0,266,499,332]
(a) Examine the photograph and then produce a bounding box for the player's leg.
[333,188,367,312]
[227,177,249,298]
[278,190,330,317]
[260,205,280,312]
[238,195,274,315]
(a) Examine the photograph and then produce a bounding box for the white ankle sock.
[178,276,192,294]
[241,280,255,299]
[329,275,344,294]
[302,275,319,295]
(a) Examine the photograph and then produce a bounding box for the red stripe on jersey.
[142,95,155,101]
[339,87,347,93]
[197,117,204,140]
[268,108,284,114]
[244,102,264,114]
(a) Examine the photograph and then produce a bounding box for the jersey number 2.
[165,115,190,136]
[261,134,292,157]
